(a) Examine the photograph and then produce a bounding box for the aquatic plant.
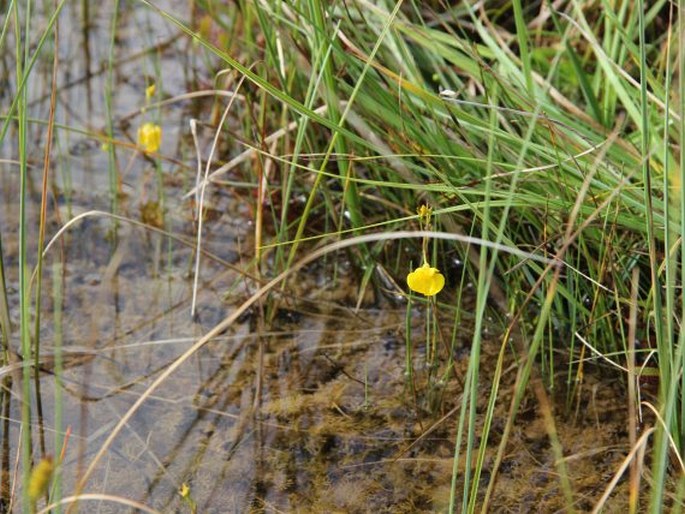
[27,457,53,504]
[407,204,444,296]
[0,0,683,512]
[137,122,162,154]
[406,262,445,297]
[145,83,156,101]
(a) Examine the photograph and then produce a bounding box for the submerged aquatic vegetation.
[137,122,162,153]
[407,262,445,297]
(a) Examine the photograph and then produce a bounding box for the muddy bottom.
[1,232,638,512]
[0,205,639,512]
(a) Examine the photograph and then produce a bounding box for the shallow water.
[0,2,641,512]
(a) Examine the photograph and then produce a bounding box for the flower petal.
[138,122,162,153]
[407,263,445,296]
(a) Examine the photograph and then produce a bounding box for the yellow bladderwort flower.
[28,456,54,501]
[407,262,445,296]
[179,482,198,513]
[417,204,432,223]
[408,203,444,296]
[145,83,156,100]
[137,122,162,153]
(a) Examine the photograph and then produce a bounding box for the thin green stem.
[15,0,32,510]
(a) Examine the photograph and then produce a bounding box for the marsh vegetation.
[0,0,683,512]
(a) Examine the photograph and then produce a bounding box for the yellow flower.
[179,482,197,512]
[407,262,445,296]
[137,122,162,153]
[28,456,54,501]
[145,83,156,100]
[417,204,432,221]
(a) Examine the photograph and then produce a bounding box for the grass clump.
[186,1,685,510]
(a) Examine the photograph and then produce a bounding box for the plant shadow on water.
[0,1,648,513]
